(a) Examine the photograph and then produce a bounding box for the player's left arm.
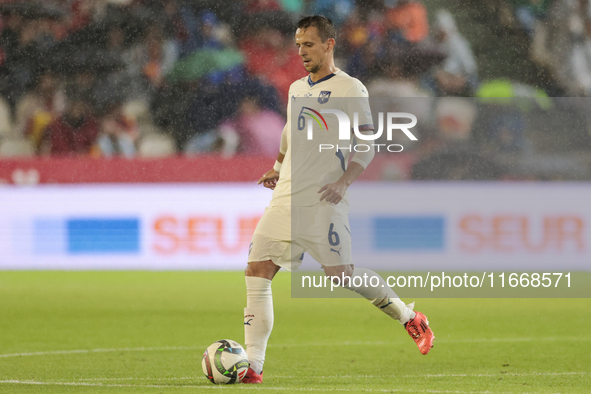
[318,130,375,204]
[318,160,368,204]
[319,81,375,204]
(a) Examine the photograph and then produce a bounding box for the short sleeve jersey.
[270,69,373,207]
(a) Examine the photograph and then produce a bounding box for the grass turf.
[0,271,589,393]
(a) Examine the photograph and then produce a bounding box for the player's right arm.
[257,123,287,190]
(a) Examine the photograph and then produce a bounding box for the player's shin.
[343,267,415,324]
[244,276,274,375]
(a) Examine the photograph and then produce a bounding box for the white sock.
[343,267,415,324]
[244,276,273,375]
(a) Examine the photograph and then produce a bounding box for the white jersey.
[271,69,373,207]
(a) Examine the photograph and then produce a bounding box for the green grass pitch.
[0,271,589,393]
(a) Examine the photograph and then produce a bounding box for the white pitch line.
[67,371,589,382]
[1,337,590,359]
[0,380,503,393]
[76,376,196,381]
[0,345,202,359]
[0,380,171,389]
[271,372,590,379]
[439,337,591,344]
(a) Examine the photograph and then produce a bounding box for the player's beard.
[307,60,322,74]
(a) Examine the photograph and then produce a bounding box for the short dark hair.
[296,15,336,42]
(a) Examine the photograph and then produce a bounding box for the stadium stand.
[0,0,590,182]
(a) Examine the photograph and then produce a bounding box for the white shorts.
[248,202,352,271]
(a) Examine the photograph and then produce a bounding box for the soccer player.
[242,15,434,384]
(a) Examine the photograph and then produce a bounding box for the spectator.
[244,0,283,14]
[530,0,590,95]
[14,70,66,150]
[69,69,100,111]
[48,98,99,156]
[177,71,281,151]
[0,8,23,58]
[343,10,388,79]
[342,10,372,52]
[101,24,140,101]
[0,17,45,107]
[425,10,478,96]
[97,101,138,158]
[280,0,304,13]
[486,109,531,153]
[69,0,95,32]
[161,0,203,57]
[145,25,179,83]
[199,11,227,50]
[308,0,355,27]
[385,0,429,44]
[0,96,11,139]
[98,22,172,105]
[367,56,434,139]
[216,96,284,157]
[368,55,431,98]
[511,0,553,37]
[435,97,478,142]
[240,26,306,102]
[569,0,591,95]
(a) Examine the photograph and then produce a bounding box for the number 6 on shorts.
[328,223,340,246]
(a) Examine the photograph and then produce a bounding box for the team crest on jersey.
[318,91,331,104]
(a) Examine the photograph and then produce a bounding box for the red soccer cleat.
[242,368,263,384]
[405,311,435,355]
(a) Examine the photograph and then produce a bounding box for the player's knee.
[324,264,354,285]
[329,275,341,286]
[245,260,279,280]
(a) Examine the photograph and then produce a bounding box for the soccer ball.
[202,339,250,384]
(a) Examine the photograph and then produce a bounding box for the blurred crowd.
[0,0,590,180]
[497,0,591,96]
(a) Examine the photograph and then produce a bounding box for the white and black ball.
[202,339,250,384]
